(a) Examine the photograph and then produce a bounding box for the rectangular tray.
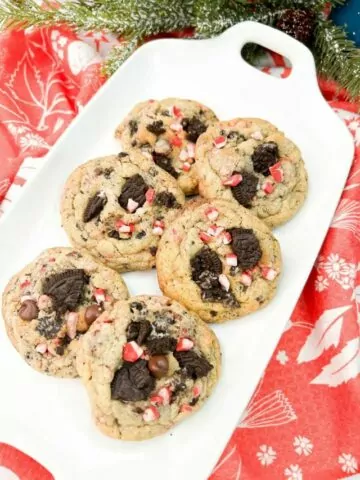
[0,21,354,480]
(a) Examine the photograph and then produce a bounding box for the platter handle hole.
[240,43,292,79]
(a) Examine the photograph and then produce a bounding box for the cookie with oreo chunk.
[115,98,218,196]
[61,152,185,272]
[156,199,281,323]
[196,117,308,227]
[76,295,221,441]
[1,247,129,378]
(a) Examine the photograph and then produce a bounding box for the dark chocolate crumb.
[129,120,138,136]
[146,120,166,136]
[136,230,146,239]
[149,246,157,256]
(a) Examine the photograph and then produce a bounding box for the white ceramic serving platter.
[0,21,354,480]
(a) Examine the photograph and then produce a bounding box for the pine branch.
[314,19,360,101]
[102,37,139,77]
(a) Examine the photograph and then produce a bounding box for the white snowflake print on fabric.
[293,436,313,456]
[256,445,277,466]
[317,253,356,291]
[338,453,358,474]
[315,275,329,292]
[284,464,303,480]
[276,350,289,365]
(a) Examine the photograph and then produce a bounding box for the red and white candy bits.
[199,231,212,243]
[66,312,78,340]
[145,188,155,204]
[126,198,139,213]
[176,337,194,351]
[262,181,274,194]
[240,272,252,286]
[143,406,160,422]
[226,253,238,267]
[222,174,242,187]
[214,135,227,148]
[116,219,135,234]
[150,387,172,406]
[261,267,278,281]
[182,161,192,172]
[152,220,165,236]
[205,206,219,221]
[123,341,143,362]
[222,231,232,245]
[93,288,106,304]
[218,274,230,291]
[269,162,284,183]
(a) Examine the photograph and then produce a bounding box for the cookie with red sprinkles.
[195,118,308,227]
[61,152,185,272]
[115,98,218,195]
[156,199,281,323]
[76,295,220,441]
[1,247,129,377]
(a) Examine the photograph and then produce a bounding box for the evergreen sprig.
[0,0,358,101]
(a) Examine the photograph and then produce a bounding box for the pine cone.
[276,9,315,45]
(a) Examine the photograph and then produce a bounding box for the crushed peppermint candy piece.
[226,253,238,267]
[20,279,31,289]
[116,219,135,234]
[180,404,192,414]
[123,341,143,362]
[150,395,163,406]
[93,288,106,304]
[251,131,263,140]
[218,274,230,291]
[66,312,78,340]
[269,162,284,183]
[205,207,219,221]
[261,267,278,281]
[143,406,160,422]
[240,273,252,286]
[145,188,155,204]
[199,231,212,243]
[187,142,196,158]
[193,385,201,397]
[207,225,224,237]
[157,386,172,406]
[127,198,139,213]
[152,219,165,236]
[182,162,191,172]
[155,138,171,154]
[35,343,47,354]
[176,337,194,351]
[262,181,274,194]
[170,135,182,147]
[222,231,232,245]
[214,136,227,148]
[222,174,242,187]
[172,105,182,118]
[170,122,182,132]
[179,149,189,161]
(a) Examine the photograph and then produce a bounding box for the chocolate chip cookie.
[1,248,129,377]
[196,118,308,227]
[156,199,281,323]
[115,98,218,195]
[61,152,185,272]
[76,295,220,440]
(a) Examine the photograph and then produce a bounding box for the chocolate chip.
[85,304,103,325]
[174,350,213,379]
[189,397,199,406]
[210,310,217,317]
[83,192,107,223]
[42,269,88,314]
[231,171,258,207]
[145,336,177,355]
[129,120,138,136]
[103,168,113,179]
[251,142,279,176]
[229,228,262,270]
[181,117,207,143]
[146,120,166,135]
[149,246,157,257]
[136,230,146,239]
[108,230,120,239]
[36,315,62,339]
[55,345,65,356]
[18,300,39,321]
[118,152,128,158]
[154,191,180,209]
[228,131,245,142]
[148,355,169,378]
[129,301,145,313]
[126,319,152,345]
[111,360,155,402]
[191,247,222,283]
[118,174,148,210]
[153,153,179,179]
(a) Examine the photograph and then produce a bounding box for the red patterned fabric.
[0,26,359,480]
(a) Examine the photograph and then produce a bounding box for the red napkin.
[0,27,359,480]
